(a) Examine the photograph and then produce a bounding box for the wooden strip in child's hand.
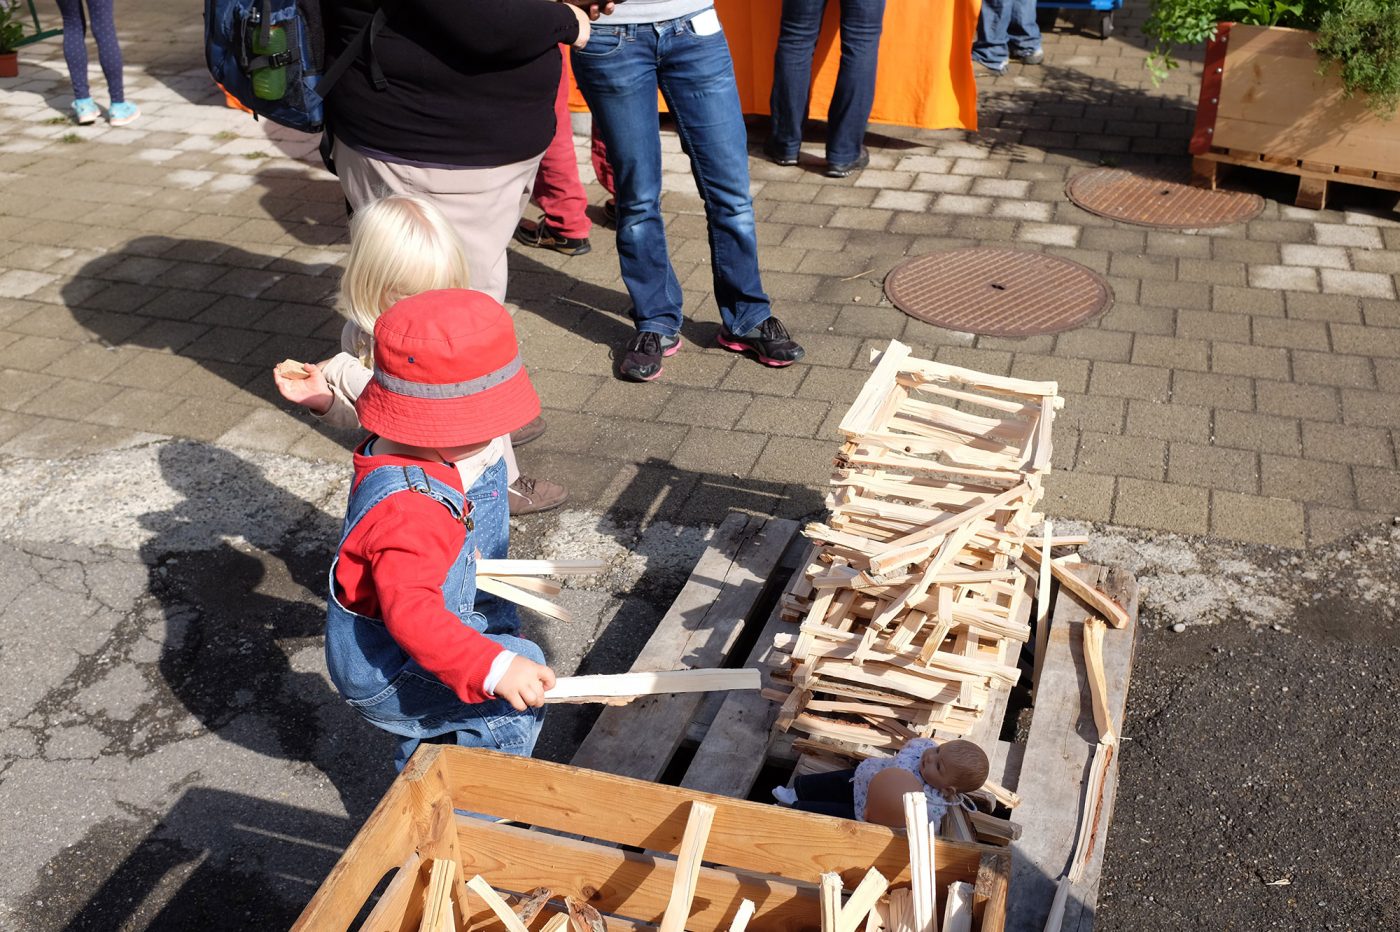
[275,359,311,380]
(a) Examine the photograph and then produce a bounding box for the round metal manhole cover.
[885,248,1113,337]
[1066,166,1265,228]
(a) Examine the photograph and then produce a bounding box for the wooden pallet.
[1192,147,1400,210]
[569,515,1138,932]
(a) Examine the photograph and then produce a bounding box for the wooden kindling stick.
[475,575,573,623]
[728,899,757,932]
[940,881,973,932]
[1021,545,1130,629]
[820,872,843,932]
[903,793,938,932]
[477,558,606,577]
[420,858,458,932]
[837,868,890,932]
[544,668,761,704]
[659,801,717,932]
[467,875,533,932]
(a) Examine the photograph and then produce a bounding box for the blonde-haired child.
[273,194,564,513]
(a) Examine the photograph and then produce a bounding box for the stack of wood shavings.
[768,340,1062,755]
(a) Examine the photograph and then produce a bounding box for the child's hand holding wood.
[494,656,557,711]
[274,359,334,416]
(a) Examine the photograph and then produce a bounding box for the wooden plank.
[1019,547,1128,629]
[443,748,996,889]
[820,873,843,932]
[972,854,1009,932]
[292,749,440,930]
[421,860,458,932]
[359,852,425,932]
[837,869,890,932]
[660,802,718,932]
[455,817,816,932]
[545,669,761,704]
[903,793,937,932]
[941,882,973,932]
[571,514,795,781]
[1005,566,1139,932]
[1213,26,1400,174]
[682,598,793,798]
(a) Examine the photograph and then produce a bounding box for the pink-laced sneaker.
[618,331,681,382]
[716,316,804,367]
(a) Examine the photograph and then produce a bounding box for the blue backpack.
[204,0,390,135]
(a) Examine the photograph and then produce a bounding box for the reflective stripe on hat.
[373,353,523,399]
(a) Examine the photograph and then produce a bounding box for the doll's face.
[919,747,955,792]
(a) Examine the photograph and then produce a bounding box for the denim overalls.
[324,456,544,770]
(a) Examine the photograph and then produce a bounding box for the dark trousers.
[790,767,858,820]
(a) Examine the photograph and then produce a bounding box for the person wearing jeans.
[570,3,804,382]
[767,0,886,178]
[972,0,1044,75]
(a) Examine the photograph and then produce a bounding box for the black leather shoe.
[762,137,799,167]
[514,217,591,256]
[825,148,870,178]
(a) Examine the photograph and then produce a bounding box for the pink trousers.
[530,48,614,239]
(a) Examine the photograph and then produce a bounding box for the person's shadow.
[139,439,398,814]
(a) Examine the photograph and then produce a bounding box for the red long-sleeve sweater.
[333,443,502,703]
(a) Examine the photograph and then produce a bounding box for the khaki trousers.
[333,139,544,304]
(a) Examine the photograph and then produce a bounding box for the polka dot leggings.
[54,0,125,103]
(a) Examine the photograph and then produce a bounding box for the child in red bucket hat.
[324,288,556,770]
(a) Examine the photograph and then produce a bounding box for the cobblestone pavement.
[1,2,1398,930]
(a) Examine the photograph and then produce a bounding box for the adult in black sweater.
[324,0,596,304]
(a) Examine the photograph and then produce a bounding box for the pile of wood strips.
[769,340,1062,755]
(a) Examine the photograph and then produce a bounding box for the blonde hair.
[339,194,470,362]
[939,740,990,792]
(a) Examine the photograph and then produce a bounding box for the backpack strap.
[320,0,399,100]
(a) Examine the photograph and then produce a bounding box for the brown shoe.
[508,475,568,515]
[513,415,546,446]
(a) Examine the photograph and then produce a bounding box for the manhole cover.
[885,248,1113,337]
[1066,167,1264,228]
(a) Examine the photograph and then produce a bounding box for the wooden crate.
[1190,24,1400,209]
[292,745,1010,931]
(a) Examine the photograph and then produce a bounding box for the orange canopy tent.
[568,0,980,132]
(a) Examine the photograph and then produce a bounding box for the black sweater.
[326,0,582,167]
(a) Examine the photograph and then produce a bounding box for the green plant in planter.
[1145,0,1400,116]
[0,0,28,55]
[1314,0,1400,116]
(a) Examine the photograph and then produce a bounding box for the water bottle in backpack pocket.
[205,0,327,132]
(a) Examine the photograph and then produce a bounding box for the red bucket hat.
[356,289,541,447]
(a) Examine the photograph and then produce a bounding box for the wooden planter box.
[293,745,1010,932]
[1190,24,1400,208]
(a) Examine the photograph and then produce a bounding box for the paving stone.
[1077,431,1166,481]
[1096,304,1174,336]
[1056,393,1126,434]
[935,345,1012,375]
[735,395,830,438]
[1280,244,1351,270]
[1313,223,1383,248]
[1054,328,1133,362]
[1171,370,1253,411]
[1212,239,1282,264]
[1209,343,1292,388]
[670,426,768,477]
[1139,280,1212,311]
[1259,454,1356,507]
[1248,264,1318,292]
[1174,309,1248,343]
[1108,253,1175,280]
[1290,350,1374,389]
[1340,389,1400,429]
[1176,258,1247,286]
[1361,298,1400,329]
[1305,505,1386,546]
[1146,231,1212,258]
[656,388,753,430]
[1131,335,1208,371]
[1212,284,1284,317]
[1089,360,1172,401]
[794,365,869,409]
[0,418,157,459]
[1329,323,1400,359]
[1255,380,1338,421]
[1042,469,1115,522]
[1353,466,1400,512]
[1114,478,1209,536]
[1300,421,1394,468]
[1126,399,1210,443]
[1168,442,1258,493]
[1320,268,1396,299]
[149,396,259,442]
[1250,317,1331,352]
[750,434,841,487]
[1212,410,1302,456]
[1209,490,1305,548]
[1282,292,1363,324]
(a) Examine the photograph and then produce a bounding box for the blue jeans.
[324,459,544,771]
[769,0,887,165]
[973,0,1041,66]
[571,9,771,339]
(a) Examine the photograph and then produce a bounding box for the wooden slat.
[456,817,816,931]
[1005,566,1139,932]
[571,514,795,780]
[443,748,995,888]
